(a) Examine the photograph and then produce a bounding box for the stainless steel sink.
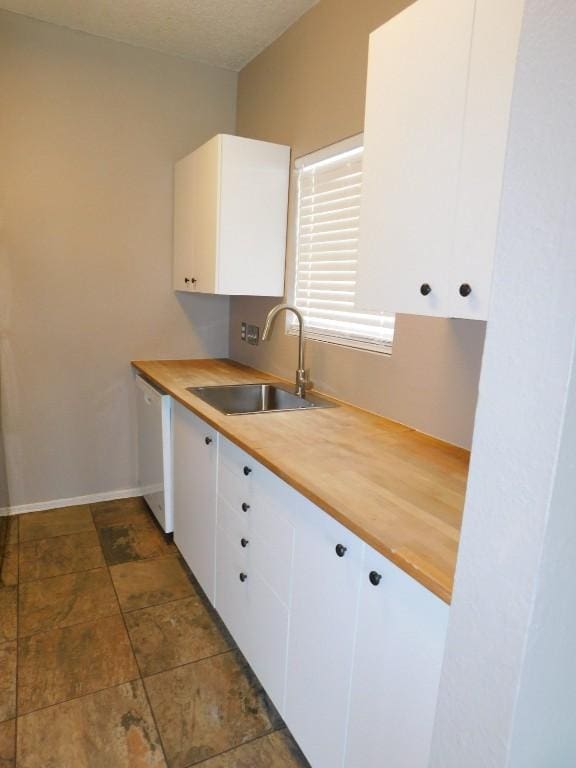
[187,383,335,415]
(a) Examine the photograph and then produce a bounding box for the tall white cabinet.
[357,0,525,319]
[173,134,290,296]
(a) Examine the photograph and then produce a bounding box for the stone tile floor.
[0,498,310,768]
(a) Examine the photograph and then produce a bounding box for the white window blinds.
[292,137,395,351]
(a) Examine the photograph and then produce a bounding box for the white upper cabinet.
[173,134,290,296]
[357,0,525,319]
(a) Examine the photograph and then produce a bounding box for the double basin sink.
[187,383,335,415]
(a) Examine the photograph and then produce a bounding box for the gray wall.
[0,11,237,508]
[231,0,486,449]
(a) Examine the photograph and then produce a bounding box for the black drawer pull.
[243,466,252,476]
[335,544,347,558]
[241,502,250,512]
[204,436,212,446]
[241,538,249,548]
[369,571,382,586]
[239,572,248,582]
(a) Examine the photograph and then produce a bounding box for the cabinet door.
[173,137,219,293]
[357,0,476,317]
[450,0,525,319]
[284,498,364,768]
[345,548,449,768]
[215,522,290,712]
[217,135,289,296]
[172,401,218,602]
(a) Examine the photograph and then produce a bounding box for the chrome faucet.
[261,303,311,398]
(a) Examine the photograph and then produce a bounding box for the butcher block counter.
[132,358,469,603]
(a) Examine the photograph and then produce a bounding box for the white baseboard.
[0,487,143,517]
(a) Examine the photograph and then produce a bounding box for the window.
[289,135,395,353]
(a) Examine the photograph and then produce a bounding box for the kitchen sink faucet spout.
[261,303,311,397]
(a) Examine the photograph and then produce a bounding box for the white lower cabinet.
[345,548,449,768]
[172,402,218,603]
[171,415,449,768]
[215,520,290,710]
[284,499,364,768]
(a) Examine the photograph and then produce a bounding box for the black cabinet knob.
[335,544,347,558]
[420,283,432,296]
[241,502,250,512]
[243,466,252,476]
[459,283,472,297]
[239,572,248,582]
[369,571,382,586]
[241,538,249,548]
[184,277,197,284]
[204,436,212,445]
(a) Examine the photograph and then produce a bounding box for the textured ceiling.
[0,0,319,70]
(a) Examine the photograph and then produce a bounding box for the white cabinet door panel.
[357,0,476,317]
[173,139,218,293]
[450,0,525,319]
[218,135,289,296]
[172,402,218,603]
[345,547,449,768]
[284,499,364,768]
[215,523,289,712]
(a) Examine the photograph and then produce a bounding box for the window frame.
[286,134,394,355]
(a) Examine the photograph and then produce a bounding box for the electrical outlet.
[246,324,260,346]
[241,322,247,341]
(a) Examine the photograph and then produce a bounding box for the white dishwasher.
[135,374,173,534]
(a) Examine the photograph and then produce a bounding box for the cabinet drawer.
[217,494,293,605]
[220,437,305,516]
[215,524,289,712]
[219,459,255,511]
[220,437,261,483]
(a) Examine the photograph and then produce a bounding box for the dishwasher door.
[135,374,173,533]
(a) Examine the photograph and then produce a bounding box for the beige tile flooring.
[0,498,310,768]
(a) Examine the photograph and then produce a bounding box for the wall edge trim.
[0,487,143,517]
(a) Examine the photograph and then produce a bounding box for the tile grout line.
[17,606,122,642]
[140,647,235,683]
[17,563,110,588]
[99,503,290,766]
[183,727,297,768]
[19,541,179,587]
[120,587,218,616]
[93,504,256,766]
[18,523,98,547]
[109,574,172,766]
[94,503,172,768]
[11,502,301,766]
[15,676,142,721]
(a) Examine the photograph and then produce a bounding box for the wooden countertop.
[132,359,468,603]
